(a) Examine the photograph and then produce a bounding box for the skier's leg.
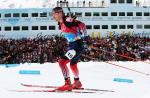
[58,58,70,80]
[57,58,72,91]
[70,54,82,89]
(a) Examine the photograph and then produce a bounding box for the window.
[49,26,55,30]
[85,12,91,16]
[111,25,118,29]
[22,13,28,17]
[136,25,143,29]
[101,12,108,16]
[111,0,117,3]
[93,12,100,16]
[136,12,142,16]
[22,26,28,30]
[0,27,1,31]
[13,13,20,17]
[119,25,126,29]
[32,13,38,17]
[40,12,47,17]
[75,12,82,17]
[144,12,150,16]
[127,12,133,16]
[144,25,150,29]
[127,25,133,29]
[5,13,11,17]
[102,25,108,29]
[13,26,20,31]
[40,26,47,30]
[111,12,117,16]
[119,12,125,16]
[5,26,11,31]
[0,14,1,18]
[127,0,133,3]
[118,0,125,3]
[86,25,92,29]
[93,25,100,29]
[32,26,38,30]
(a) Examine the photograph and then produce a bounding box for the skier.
[52,7,87,91]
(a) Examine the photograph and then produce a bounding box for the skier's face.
[52,11,63,22]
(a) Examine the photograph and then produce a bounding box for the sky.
[0,0,150,9]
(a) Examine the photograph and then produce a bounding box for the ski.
[21,83,115,92]
[9,89,96,94]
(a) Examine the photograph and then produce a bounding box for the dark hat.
[52,7,63,13]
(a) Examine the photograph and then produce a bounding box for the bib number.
[65,50,76,60]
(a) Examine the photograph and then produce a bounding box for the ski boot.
[72,79,82,89]
[57,79,72,91]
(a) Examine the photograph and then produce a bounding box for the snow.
[0,61,150,98]
[0,0,150,9]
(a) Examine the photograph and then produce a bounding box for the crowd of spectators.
[82,35,150,62]
[0,34,150,64]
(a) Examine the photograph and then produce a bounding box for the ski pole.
[81,54,149,76]
[105,61,149,76]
